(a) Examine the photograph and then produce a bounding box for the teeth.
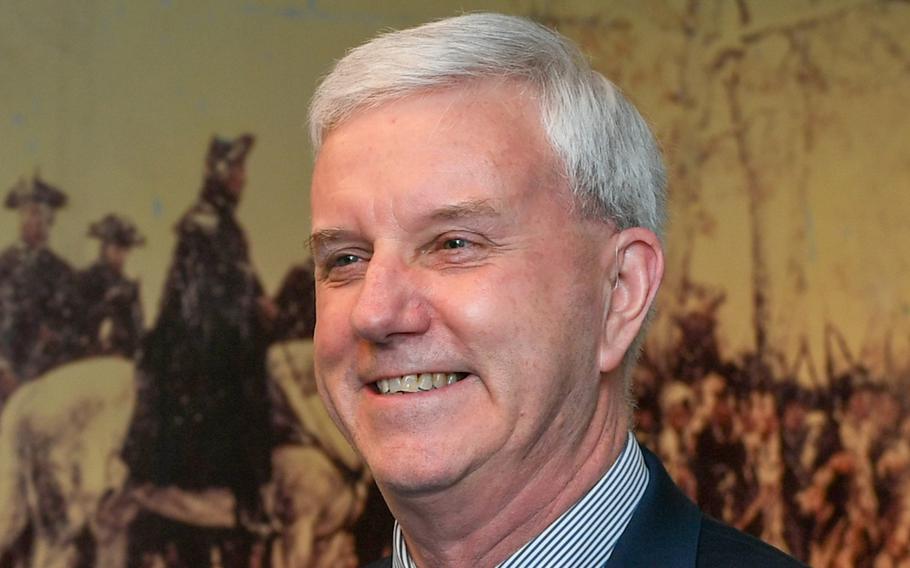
[375,372,467,395]
[402,374,419,392]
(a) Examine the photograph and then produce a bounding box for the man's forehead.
[314,77,540,150]
[20,202,53,216]
[428,198,502,220]
[317,81,545,154]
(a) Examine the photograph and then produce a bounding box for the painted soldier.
[126,134,274,566]
[76,213,145,357]
[693,375,748,523]
[0,175,78,380]
[779,383,845,560]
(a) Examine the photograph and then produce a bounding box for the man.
[76,213,145,357]
[0,174,78,381]
[308,13,804,568]
[693,374,748,523]
[125,134,274,566]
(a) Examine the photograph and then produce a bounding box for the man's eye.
[333,254,361,267]
[442,238,469,250]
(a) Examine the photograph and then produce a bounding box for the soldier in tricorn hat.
[0,174,78,380]
[125,134,275,566]
[75,213,146,357]
[4,174,68,210]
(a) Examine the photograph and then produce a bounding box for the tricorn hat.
[5,174,68,210]
[206,134,255,176]
[88,213,146,248]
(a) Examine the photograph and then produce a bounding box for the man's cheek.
[313,341,344,382]
[314,299,350,348]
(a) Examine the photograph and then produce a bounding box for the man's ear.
[598,228,664,374]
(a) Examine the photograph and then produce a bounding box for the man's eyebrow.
[307,200,501,253]
[429,199,502,221]
[307,228,356,255]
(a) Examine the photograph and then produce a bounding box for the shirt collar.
[392,433,649,568]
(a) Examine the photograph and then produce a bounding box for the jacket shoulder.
[697,516,807,567]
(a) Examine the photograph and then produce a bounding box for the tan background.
[3,0,907,376]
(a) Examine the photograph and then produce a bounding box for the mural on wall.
[0,140,384,567]
[1,1,909,567]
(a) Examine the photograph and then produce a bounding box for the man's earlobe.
[598,228,664,374]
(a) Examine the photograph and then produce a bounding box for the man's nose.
[350,255,430,344]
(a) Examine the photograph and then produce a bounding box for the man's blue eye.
[334,254,360,267]
[443,238,468,249]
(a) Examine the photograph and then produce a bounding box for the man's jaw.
[374,372,470,394]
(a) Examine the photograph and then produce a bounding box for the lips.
[375,372,468,394]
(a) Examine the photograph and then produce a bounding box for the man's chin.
[371,457,473,499]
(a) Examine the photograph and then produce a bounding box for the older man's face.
[310,82,618,496]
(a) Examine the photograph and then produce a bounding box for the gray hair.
[309,12,666,237]
[309,13,666,391]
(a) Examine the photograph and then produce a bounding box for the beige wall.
[2,0,908,375]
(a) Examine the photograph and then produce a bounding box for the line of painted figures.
[0,177,144,387]
[0,134,387,568]
[633,286,910,568]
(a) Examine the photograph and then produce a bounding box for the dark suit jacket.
[363,447,806,567]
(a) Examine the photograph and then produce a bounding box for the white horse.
[129,340,372,568]
[0,357,135,568]
[266,340,371,568]
[0,342,370,568]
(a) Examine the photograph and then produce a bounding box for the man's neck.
[385,385,629,568]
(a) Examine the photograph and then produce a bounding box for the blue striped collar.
[392,433,649,568]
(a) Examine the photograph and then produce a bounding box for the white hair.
[309,12,666,237]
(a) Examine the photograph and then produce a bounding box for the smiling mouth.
[375,372,469,395]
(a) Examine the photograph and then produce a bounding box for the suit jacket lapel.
[605,446,702,567]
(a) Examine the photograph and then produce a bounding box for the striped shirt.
[391,433,649,568]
